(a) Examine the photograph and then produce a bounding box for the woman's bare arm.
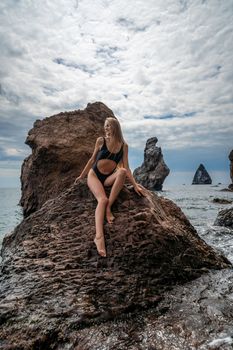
[122,143,146,196]
[75,137,103,182]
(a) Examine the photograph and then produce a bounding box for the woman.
[75,117,146,257]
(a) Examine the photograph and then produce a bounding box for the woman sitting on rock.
[75,117,146,257]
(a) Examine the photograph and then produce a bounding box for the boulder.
[20,101,115,217]
[214,207,233,228]
[0,178,230,349]
[133,137,170,190]
[192,164,212,185]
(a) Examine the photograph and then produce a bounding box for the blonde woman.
[75,117,146,257]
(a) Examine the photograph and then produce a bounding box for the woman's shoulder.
[95,136,105,148]
[96,136,105,143]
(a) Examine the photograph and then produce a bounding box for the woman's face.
[104,121,112,135]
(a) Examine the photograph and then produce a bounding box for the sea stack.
[133,137,170,191]
[192,164,212,185]
[229,149,233,191]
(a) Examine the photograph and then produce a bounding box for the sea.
[0,187,23,252]
[161,183,233,263]
[0,184,233,264]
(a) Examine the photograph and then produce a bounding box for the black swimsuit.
[92,137,124,185]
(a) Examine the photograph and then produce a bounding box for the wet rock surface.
[133,137,170,190]
[192,164,212,185]
[20,101,114,217]
[220,188,233,192]
[0,179,230,349]
[59,268,232,350]
[214,207,233,228]
[212,198,233,204]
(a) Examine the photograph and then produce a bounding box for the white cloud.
[4,148,24,156]
[0,0,232,168]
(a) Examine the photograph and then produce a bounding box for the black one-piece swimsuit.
[92,137,124,184]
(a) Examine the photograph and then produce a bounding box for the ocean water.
[0,184,232,263]
[161,183,233,263]
[0,187,23,249]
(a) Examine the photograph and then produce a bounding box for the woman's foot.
[106,205,115,224]
[94,235,106,257]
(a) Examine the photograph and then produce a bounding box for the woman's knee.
[118,168,127,178]
[98,196,109,206]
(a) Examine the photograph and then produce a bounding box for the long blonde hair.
[105,117,125,145]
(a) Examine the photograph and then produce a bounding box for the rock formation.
[0,104,231,348]
[229,149,233,191]
[133,137,170,191]
[20,101,115,217]
[192,163,212,185]
[0,178,231,348]
[214,207,233,228]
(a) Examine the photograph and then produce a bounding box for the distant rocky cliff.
[133,137,169,190]
[192,164,212,184]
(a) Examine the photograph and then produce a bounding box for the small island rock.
[192,164,212,185]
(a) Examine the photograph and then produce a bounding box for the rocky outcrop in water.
[0,177,230,348]
[229,150,233,191]
[192,164,212,185]
[133,137,170,190]
[20,101,114,217]
[214,207,233,228]
[212,198,233,204]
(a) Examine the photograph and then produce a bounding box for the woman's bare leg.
[87,169,108,257]
[104,168,127,224]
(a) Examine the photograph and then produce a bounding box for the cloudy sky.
[0,0,232,187]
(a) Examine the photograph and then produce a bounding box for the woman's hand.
[74,175,83,184]
[133,183,147,196]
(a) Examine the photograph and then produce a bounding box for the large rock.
[229,150,233,191]
[192,163,212,184]
[0,179,230,348]
[20,101,115,217]
[133,137,170,190]
[1,105,231,348]
[214,207,233,228]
